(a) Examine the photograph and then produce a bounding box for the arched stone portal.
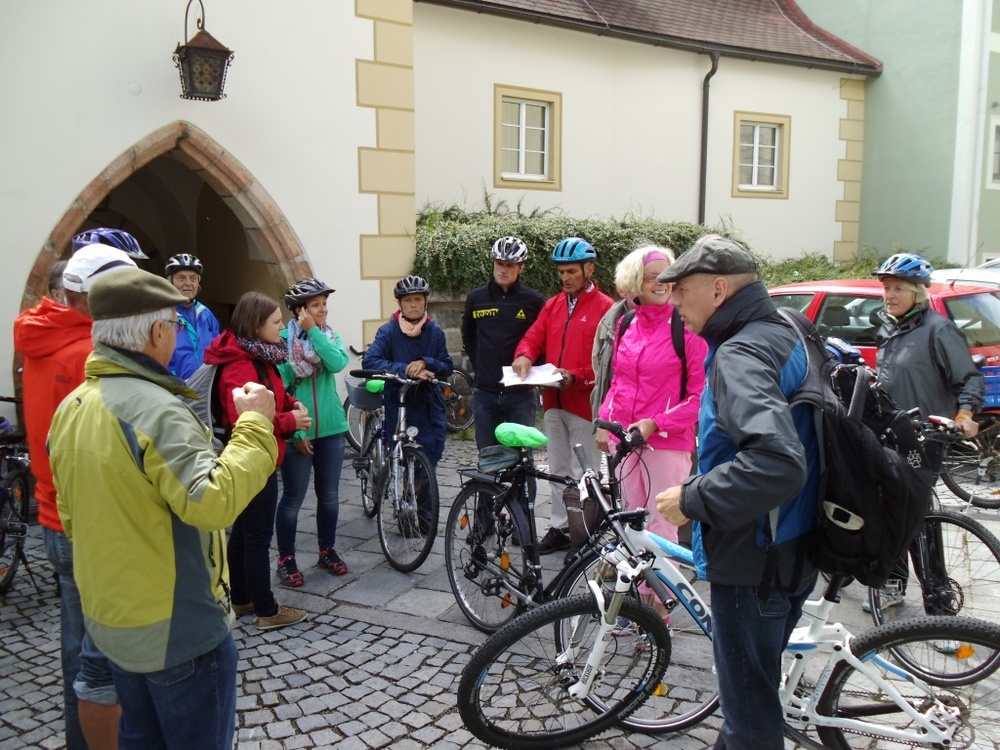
[22,120,309,311]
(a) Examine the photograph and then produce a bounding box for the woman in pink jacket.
[597,245,708,615]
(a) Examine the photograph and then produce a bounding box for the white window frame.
[987,116,1000,190]
[732,112,790,199]
[494,84,562,191]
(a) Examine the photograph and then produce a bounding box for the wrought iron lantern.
[172,0,234,102]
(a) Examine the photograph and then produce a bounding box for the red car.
[767,279,1000,368]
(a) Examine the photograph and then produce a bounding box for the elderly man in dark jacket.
[656,235,820,750]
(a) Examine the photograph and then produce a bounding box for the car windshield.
[942,292,1000,347]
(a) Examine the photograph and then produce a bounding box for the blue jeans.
[111,634,238,750]
[710,571,817,750]
[44,527,117,750]
[228,472,279,617]
[473,387,538,449]
[276,433,346,556]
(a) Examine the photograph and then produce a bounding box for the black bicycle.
[0,396,38,594]
[444,419,644,633]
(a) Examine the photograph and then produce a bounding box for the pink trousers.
[616,447,691,595]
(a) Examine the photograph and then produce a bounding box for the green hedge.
[413,208,933,297]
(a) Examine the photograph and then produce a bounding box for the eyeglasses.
[643,274,670,284]
[160,317,183,333]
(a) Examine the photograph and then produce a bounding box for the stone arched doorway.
[23,120,309,313]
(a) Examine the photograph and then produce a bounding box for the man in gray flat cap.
[654,235,820,750]
[49,267,279,750]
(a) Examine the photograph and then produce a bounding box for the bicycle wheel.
[344,396,363,452]
[941,422,1000,508]
[0,470,29,594]
[445,480,530,632]
[376,446,439,572]
[555,550,720,733]
[443,367,474,433]
[457,594,671,750]
[869,510,1000,622]
[816,616,1000,749]
[357,413,383,519]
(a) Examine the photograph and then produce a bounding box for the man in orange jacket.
[512,237,613,554]
[13,241,136,750]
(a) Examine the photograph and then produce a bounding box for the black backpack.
[778,307,934,588]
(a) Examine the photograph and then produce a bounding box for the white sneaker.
[861,590,903,614]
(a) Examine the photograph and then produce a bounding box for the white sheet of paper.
[501,363,564,387]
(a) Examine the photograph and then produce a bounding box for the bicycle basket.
[478,445,519,473]
[345,377,383,411]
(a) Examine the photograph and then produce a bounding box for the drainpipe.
[698,52,720,226]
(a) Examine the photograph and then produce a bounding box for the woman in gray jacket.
[873,252,983,471]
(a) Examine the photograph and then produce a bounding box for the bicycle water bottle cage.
[495,422,548,449]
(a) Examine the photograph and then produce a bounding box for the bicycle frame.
[458,459,580,599]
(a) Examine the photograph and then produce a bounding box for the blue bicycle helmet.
[874,253,934,286]
[551,237,596,264]
[71,228,148,260]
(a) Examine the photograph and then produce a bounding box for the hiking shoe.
[232,601,254,617]
[255,604,308,632]
[861,589,903,614]
[538,527,571,555]
[276,555,304,588]
[317,548,348,576]
[933,639,960,654]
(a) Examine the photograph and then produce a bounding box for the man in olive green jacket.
[49,267,278,750]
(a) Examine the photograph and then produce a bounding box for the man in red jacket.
[512,238,613,554]
[13,242,137,750]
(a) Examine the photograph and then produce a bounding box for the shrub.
[413,203,938,297]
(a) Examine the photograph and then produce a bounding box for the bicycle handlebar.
[0,396,23,404]
[349,369,444,387]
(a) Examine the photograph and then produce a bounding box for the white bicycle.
[457,420,1000,749]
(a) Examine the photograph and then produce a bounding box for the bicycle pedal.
[352,457,370,471]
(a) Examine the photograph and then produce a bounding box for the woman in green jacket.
[275,278,351,587]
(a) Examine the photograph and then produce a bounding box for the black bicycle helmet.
[491,236,529,263]
[164,253,204,278]
[72,228,148,260]
[284,277,335,311]
[394,274,431,299]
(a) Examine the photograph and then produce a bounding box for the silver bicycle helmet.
[394,274,431,299]
[284,277,335,311]
[491,236,529,263]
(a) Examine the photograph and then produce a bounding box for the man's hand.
[511,355,532,379]
[655,485,689,527]
[554,368,573,390]
[405,359,428,378]
[233,382,275,422]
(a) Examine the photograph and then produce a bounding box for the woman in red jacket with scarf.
[204,292,311,632]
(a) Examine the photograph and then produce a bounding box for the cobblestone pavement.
[2,433,999,749]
